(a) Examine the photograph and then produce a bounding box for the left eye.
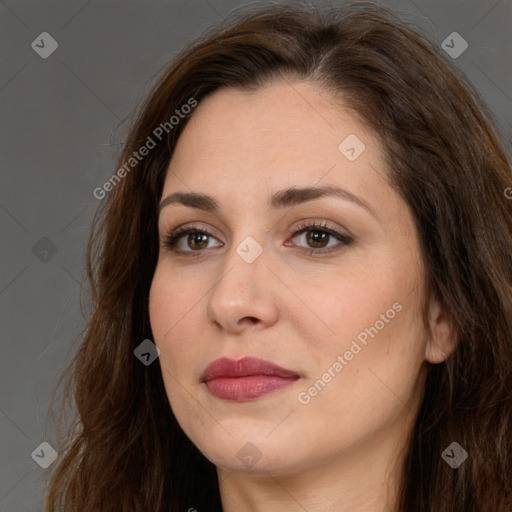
[163,222,352,256]
[286,224,352,254]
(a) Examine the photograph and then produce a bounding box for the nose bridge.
[216,230,269,297]
[220,207,270,276]
[206,225,280,330]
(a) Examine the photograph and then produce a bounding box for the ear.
[425,297,457,364]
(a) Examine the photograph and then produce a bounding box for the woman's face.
[149,80,434,476]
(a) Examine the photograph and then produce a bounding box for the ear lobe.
[425,297,457,364]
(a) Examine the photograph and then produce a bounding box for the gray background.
[1,0,511,510]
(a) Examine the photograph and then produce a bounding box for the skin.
[149,79,455,512]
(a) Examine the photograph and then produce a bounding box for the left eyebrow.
[158,184,377,218]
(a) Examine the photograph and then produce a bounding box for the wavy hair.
[45,1,512,510]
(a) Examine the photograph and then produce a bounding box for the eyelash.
[163,221,352,258]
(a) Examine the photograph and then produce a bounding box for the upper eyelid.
[165,221,346,237]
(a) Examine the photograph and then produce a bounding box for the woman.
[45,1,512,510]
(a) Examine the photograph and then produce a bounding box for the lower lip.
[205,375,299,401]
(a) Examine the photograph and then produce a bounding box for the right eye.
[164,225,223,255]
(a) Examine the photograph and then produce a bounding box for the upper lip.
[201,357,299,382]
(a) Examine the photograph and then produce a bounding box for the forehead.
[173,80,373,161]
[162,80,395,216]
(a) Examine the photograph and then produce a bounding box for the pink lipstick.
[201,357,300,402]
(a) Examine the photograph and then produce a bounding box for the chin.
[191,428,307,475]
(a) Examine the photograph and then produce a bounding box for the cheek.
[301,261,410,352]
[295,309,425,450]
[148,265,203,375]
[149,261,202,328]
[149,268,226,449]
[149,269,206,426]
[299,253,426,400]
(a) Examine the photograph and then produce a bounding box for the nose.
[206,236,280,334]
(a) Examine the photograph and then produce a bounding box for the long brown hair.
[45,1,512,510]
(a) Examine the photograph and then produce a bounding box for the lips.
[201,357,300,401]
[201,356,299,381]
